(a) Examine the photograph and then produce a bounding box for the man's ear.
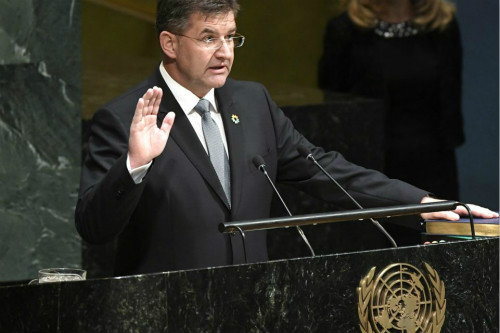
[159,31,177,59]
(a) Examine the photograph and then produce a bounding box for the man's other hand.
[420,196,499,221]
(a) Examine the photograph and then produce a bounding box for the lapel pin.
[231,114,240,124]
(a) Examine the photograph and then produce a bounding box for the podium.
[0,238,497,332]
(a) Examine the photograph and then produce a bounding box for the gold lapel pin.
[231,114,240,124]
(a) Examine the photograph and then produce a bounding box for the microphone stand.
[298,145,398,247]
[253,156,316,257]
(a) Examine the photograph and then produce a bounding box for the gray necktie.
[194,99,231,206]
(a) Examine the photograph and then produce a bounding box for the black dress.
[318,12,464,200]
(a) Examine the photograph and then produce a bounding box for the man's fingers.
[160,112,176,134]
[421,210,460,221]
[421,204,498,221]
[420,195,498,220]
[151,87,163,115]
[439,211,460,220]
[132,98,145,125]
[460,204,498,218]
[142,88,156,116]
[133,87,163,124]
[143,87,163,116]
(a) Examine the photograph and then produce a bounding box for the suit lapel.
[151,69,231,210]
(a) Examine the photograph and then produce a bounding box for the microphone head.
[252,155,266,172]
[297,145,312,159]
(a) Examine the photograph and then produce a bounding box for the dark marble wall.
[0,1,81,281]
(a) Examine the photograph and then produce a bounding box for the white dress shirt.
[127,63,229,183]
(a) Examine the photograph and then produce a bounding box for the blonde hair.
[347,0,456,31]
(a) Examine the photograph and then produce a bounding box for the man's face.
[169,11,236,97]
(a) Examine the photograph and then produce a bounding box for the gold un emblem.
[357,263,446,333]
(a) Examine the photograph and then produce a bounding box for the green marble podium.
[0,238,497,332]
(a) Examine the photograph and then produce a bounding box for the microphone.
[252,155,316,256]
[297,145,398,248]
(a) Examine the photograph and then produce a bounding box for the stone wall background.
[0,0,81,282]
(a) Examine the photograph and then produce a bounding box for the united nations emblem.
[357,263,446,333]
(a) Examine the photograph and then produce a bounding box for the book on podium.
[425,215,499,237]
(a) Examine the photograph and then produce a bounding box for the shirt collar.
[159,62,217,115]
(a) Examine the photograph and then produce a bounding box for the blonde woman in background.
[318,0,463,201]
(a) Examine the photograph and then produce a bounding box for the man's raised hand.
[129,87,175,169]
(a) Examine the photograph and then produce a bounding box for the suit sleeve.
[75,107,148,244]
[259,85,429,208]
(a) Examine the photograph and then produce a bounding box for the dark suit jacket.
[76,68,427,276]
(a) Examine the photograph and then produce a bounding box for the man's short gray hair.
[156,0,240,36]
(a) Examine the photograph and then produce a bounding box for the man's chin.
[209,76,229,88]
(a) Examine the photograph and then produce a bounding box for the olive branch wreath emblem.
[357,262,446,333]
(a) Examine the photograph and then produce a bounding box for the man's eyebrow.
[199,27,237,35]
[200,28,216,34]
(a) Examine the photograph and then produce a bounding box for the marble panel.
[0,0,81,281]
[0,238,497,332]
[59,274,167,333]
[162,239,498,333]
[0,280,59,332]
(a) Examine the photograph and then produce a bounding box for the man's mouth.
[208,64,227,71]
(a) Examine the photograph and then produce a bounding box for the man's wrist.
[127,154,152,184]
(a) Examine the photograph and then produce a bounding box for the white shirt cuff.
[127,154,152,184]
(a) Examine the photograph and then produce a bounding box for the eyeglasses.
[175,33,245,50]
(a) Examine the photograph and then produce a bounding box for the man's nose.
[214,39,232,57]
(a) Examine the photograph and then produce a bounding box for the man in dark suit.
[76,0,497,276]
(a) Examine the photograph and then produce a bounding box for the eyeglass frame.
[174,32,245,50]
